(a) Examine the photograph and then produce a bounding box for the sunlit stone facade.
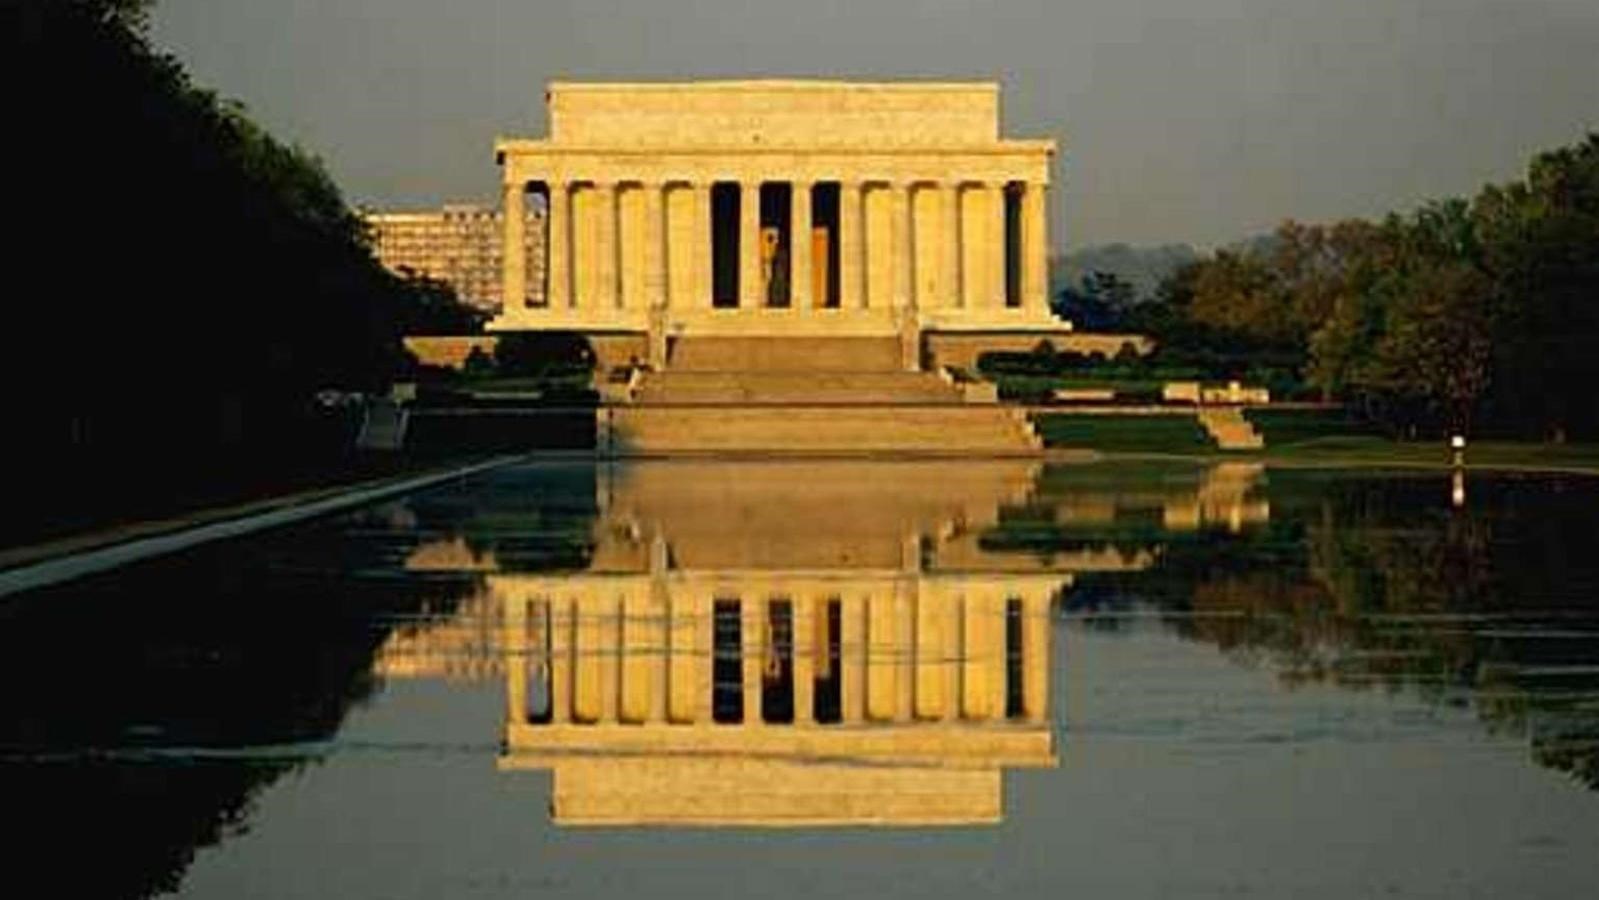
[494,461,1066,825]
[490,81,1066,370]
[369,460,1271,824]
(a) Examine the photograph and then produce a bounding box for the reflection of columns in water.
[549,596,572,723]
[741,598,763,724]
[492,512,1064,825]
[841,593,866,723]
[496,572,1060,729]
[792,594,816,724]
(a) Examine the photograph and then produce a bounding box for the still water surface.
[3,460,1598,898]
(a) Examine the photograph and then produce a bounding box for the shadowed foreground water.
[2,460,1597,898]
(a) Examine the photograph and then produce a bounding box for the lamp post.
[1450,434,1467,508]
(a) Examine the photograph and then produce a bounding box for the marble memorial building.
[493,80,1063,359]
[490,82,1078,453]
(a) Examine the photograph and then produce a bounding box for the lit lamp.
[1450,434,1467,507]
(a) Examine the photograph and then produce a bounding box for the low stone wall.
[408,332,1157,379]
[927,332,1154,371]
[1163,381,1271,406]
[602,405,1039,454]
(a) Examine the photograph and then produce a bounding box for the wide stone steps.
[634,370,964,405]
[606,406,1040,454]
[1198,407,1265,450]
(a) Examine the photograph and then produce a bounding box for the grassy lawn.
[1034,414,1211,452]
[1245,408,1381,446]
[1036,408,1599,474]
[1263,436,1599,472]
[454,373,592,394]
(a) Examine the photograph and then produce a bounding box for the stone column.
[942,183,962,309]
[740,181,762,308]
[594,182,619,311]
[643,183,667,367]
[893,184,921,369]
[839,181,864,310]
[841,594,865,722]
[891,184,914,310]
[504,596,528,725]
[549,596,572,724]
[791,181,813,311]
[573,597,603,723]
[942,593,962,722]
[547,182,571,309]
[894,587,916,722]
[792,594,815,724]
[742,600,763,724]
[693,184,713,309]
[992,595,1011,719]
[1023,593,1051,723]
[694,594,714,723]
[961,590,997,720]
[667,592,700,723]
[501,179,527,312]
[867,593,896,720]
[1022,182,1049,312]
[986,183,1007,310]
[648,537,671,723]
[600,595,622,724]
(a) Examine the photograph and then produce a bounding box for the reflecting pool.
[3,460,1598,897]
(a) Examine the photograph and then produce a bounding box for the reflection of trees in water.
[398,463,599,572]
[1069,472,1599,792]
[0,550,481,898]
[0,465,600,899]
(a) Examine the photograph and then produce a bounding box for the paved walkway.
[0,455,521,600]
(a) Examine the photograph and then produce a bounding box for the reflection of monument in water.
[370,460,1273,824]
[487,461,1266,826]
[496,461,1064,826]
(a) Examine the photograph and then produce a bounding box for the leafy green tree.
[2,0,480,535]
[1475,135,1599,440]
[1369,259,1494,433]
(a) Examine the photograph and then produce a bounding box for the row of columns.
[506,591,1052,727]
[501,178,1050,316]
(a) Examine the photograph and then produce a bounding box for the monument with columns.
[490,80,1077,454]
[494,460,1078,825]
[371,459,1270,823]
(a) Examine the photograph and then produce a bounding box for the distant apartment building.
[364,203,546,311]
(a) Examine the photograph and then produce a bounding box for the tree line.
[2,1,477,540]
[1067,135,1599,440]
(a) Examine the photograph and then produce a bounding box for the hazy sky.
[151,0,1599,249]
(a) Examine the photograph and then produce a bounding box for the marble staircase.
[1197,407,1264,450]
[633,370,965,405]
[604,405,1041,455]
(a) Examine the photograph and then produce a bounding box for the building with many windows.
[365,203,546,312]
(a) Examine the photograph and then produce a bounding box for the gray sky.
[151,0,1599,250]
